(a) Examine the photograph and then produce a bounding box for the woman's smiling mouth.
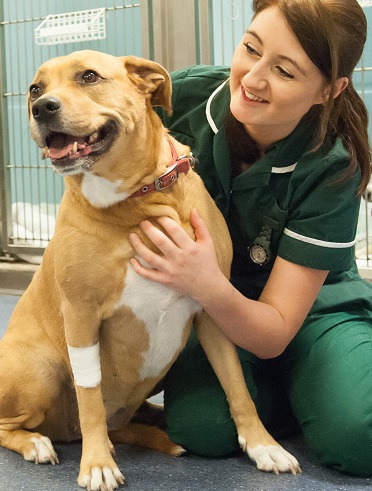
[241,86,268,103]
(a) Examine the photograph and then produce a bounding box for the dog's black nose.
[32,96,61,121]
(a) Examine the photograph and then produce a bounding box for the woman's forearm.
[195,258,328,359]
[193,272,289,359]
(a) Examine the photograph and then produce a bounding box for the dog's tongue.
[47,133,91,160]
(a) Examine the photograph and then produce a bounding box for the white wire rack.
[359,0,372,7]
[34,8,106,46]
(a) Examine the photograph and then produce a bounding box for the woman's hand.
[129,209,226,302]
[129,210,329,358]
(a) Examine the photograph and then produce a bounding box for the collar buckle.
[154,162,179,191]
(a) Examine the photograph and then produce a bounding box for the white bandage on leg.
[67,342,102,388]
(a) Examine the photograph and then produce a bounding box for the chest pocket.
[251,190,289,260]
[228,171,292,263]
[228,189,288,299]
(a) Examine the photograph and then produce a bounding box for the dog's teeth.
[42,147,48,160]
[88,132,99,144]
[73,141,78,154]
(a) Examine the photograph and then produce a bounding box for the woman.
[129,0,372,476]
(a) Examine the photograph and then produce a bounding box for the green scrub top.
[157,64,372,315]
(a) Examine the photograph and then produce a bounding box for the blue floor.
[0,293,371,491]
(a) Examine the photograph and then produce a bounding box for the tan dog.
[0,50,300,490]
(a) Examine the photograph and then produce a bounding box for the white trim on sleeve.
[283,228,356,248]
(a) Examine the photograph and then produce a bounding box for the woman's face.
[230,5,329,150]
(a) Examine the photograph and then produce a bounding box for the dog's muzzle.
[30,95,118,175]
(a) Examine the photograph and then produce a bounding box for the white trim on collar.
[271,163,297,173]
[284,228,356,248]
[206,79,229,134]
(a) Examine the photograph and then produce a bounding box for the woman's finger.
[190,208,213,243]
[156,216,195,248]
[130,257,165,281]
[129,232,166,269]
[140,220,181,256]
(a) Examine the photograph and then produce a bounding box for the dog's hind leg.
[0,429,59,464]
[109,422,186,456]
[0,344,69,464]
[0,388,59,465]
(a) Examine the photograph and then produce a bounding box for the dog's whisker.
[80,157,94,171]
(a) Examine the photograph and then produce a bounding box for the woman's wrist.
[192,270,234,310]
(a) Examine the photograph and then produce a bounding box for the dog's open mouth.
[44,121,117,163]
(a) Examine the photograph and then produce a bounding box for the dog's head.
[27,50,172,176]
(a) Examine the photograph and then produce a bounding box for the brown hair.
[250,0,371,194]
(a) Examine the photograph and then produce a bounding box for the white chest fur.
[82,173,129,208]
[117,263,201,380]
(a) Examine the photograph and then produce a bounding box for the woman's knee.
[303,407,372,477]
[163,331,240,457]
[164,391,239,457]
[286,311,372,476]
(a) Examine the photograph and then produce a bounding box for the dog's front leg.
[63,305,125,490]
[74,384,125,490]
[195,311,301,475]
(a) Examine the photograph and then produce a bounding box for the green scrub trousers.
[164,302,372,477]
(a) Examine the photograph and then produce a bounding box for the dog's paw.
[24,436,59,465]
[239,436,301,475]
[78,466,125,491]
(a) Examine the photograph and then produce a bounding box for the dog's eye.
[81,70,101,84]
[29,84,42,100]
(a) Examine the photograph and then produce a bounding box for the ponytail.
[318,83,371,194]
[336,84,371,193]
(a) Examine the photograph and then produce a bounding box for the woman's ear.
[333,77,349,99]
[322,76,349,102]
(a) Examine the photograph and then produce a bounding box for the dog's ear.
[122,56,172,116]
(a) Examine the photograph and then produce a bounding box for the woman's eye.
[277,66,294,79]
[243,43,259,56]
[81,70,101,84]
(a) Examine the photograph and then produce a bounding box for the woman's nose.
[242,61,268,89]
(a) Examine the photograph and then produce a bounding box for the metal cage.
[1,0,372,279]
